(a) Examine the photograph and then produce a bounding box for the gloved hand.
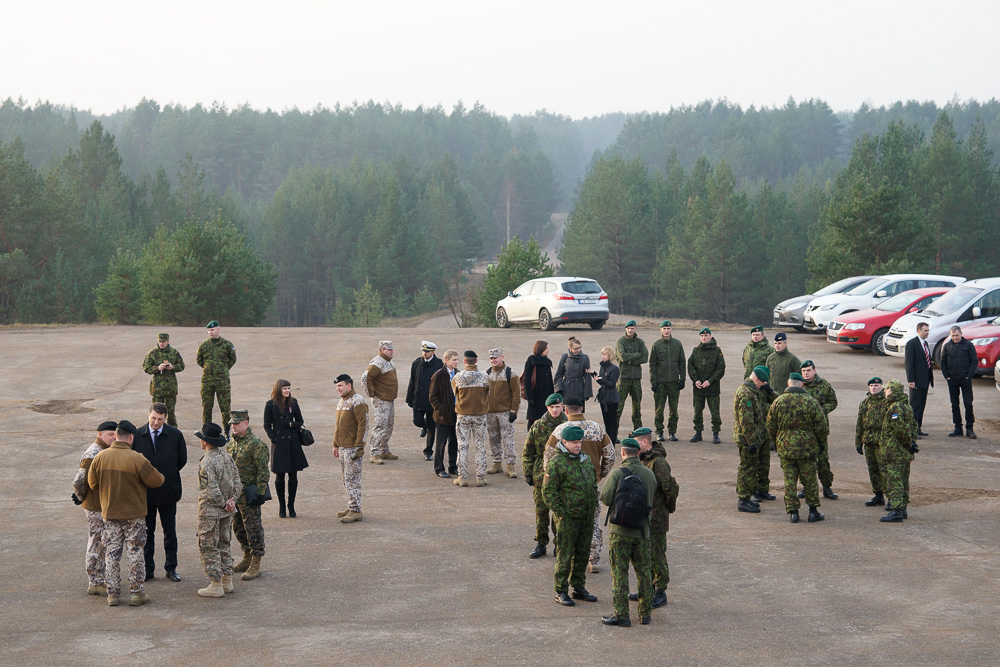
[748,444,758,455]
[71,493,83,505]
[856,445,864,455]
[762,383,774,396]
[651,383,658,393]
[525,475,534,486]
[910,442,919,454]
[678,380,685,391]
[508,413,517,424]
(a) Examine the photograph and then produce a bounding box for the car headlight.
[785,302,807,310]
[819,304,838,311]
[971,337,999,346]
[844,323,866,330]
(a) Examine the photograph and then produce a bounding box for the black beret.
[97,420,118,431]
[774,332,787,341]
[116,419,137,435]
[564,397,584,407]
[335,374,353,384]
[464,350,478,359]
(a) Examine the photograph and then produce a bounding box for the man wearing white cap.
[485,347,521,477]
[362,340,399,463]
[406,341,443,461]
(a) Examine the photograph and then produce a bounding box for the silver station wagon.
[496,277,609,331]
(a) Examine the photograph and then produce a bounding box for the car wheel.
[589,320,605,330]
[933,340,944,367]
[871,328,889,356]
[539,309,556,331]
[496,307,509,329]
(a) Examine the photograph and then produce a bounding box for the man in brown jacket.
[429,349,460,478]
[362,340,399,463]
[71,420,118,595]
[333,374,369,523]
[485,347,521,478]
[88,420,165,607]
[452,350,491,487]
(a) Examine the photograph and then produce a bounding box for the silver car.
[496,277,609,331]
[773,276,874,330]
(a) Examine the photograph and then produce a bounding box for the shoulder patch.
[747,400,752,407]
[891,413,899,420]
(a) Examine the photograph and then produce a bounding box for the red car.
[958,318,1000,377]
[826,288,947,355]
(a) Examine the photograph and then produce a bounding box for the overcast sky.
[4,1,998,119]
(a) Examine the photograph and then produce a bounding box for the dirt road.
[2,324,998,665]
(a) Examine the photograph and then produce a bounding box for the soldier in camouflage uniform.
[856,377,888,507]
[485,347,520,476]
[765,332,801,405]
[635,427,678,608]
[195,422,242,598]
[767,373,828,523]
[362,340,399,463]
[142,333,185,426]
[196,321,237,435]
[732,366,774,514]
[227,410,269,580]
[522,393,567,558]
[688,328,726,443]
[742,326,774,379]
[801,360,840,499]
[452,351,491,486]
[600,438,658,627]
[648,320,685,441]
[542,424,599,607]
[615,320,648,431]
[71,420,118,595]
[333,374,368,523]
[879,380,918,522]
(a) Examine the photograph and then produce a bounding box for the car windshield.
[923,286,983,316]
[875,292,923,312]
[844,278,888,296]
[814,277,868,297]
[561,280,602,295]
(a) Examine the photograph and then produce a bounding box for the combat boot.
[556,592,575,606]
[370,454,384,464]
[242,556,262,580]
[668,433,678,442]
[486,461,502,474]
[129,591,150,606]
[476,477,487,487]
[750,491,763,503]
[948,426,963,437]
[87,583,107,596]
[689,431,702,443]
[380,451,398,460]
[880,509,904,522]
[107,594,119,607]
[657,432,664,442]
[453,477,469,487]
[504,463,518,478]
[865,493,884,507]
[737,499,760,513]
[571,588,598,602]
[221,574,234,593]
[789,511,799,523]
[807,507,824,522]
[712,432,721,444]
[337,509,351,518]
[529,543,546,559]
[823,486,839,500]
[758,489,776,500]
[197,579,225,598]
[797,489,806,499]
[233,551,252,573]
[966,428,977,439]
[651,589,667,608]
[340,511,363,523]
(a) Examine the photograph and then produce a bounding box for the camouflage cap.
[752,365,770,382]
[789,372,804,382]
[488,347,502,358]
[630,426,653,437]
[206,320,220,328]
[750,325,763,333]
[561,425,585,441]
[800,359,815,369]
[660,320,672,327]
[699,327,712,335]
[625,320,637,327]
[774,332,787,342]
[97,420,118,432]
[157,332,169,342]
[868,376,883,385]
[379,340,393,350]
[545,393,563,406]
[886,379,906,397]
[621,438,641,451]
[229,409,250,424]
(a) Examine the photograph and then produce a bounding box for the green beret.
[621,438,640,450]
[625,320,637,327]
[561,425,585,441]
[789,372,804,382]
[699,327,711,335]
[868,377,883,385]
[631,427,653,437]
[752,366,770,381]
[750,325,763,333]
[660,320,672,327]
[229,409,249,424]
[545,393,563,406]
[206,320,220,328]
[800,360,815,369]
[157,332,169,342]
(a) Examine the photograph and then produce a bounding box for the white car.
[773,275,874,330]
[884,277,1000,361]
[802,274,965,333]
[496,277,609,331]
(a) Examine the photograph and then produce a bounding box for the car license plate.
[578,299,597,305]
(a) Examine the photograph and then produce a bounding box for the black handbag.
[244,484,273,505]
[299,428,315,446]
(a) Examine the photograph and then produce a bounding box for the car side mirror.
[508,291,515,298]
[907,306,918,313]
[972,306,982,318]
[875,290,888,298]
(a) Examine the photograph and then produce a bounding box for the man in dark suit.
[405,341,444,461]
[134,402,188,581]
[904,322,934,437]
[428,349,460,478]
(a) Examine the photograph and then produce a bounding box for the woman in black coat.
[595,345,622,444]
[522,340,555,431]
[263,379,308,518]
[554,337,593,409]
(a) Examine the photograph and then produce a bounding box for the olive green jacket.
[615,334,648,380]
[648,336,685,384]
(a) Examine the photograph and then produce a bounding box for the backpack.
[605,467,650,530]
[520,365,536,401]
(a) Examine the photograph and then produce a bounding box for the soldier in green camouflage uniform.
[142,333,185,426]
[741,327,776,490]
[801,360,839,499]
[733,366,773,513]
[688,328,726,443]
[855,377,888,507]
[635,427,678,608]
[742,326,774,379]
[227,410,269,580]
[542,424,599,606]
[196,321,237,435]
[195,422,242,597]
[767,373,828,523]
[522,394,567,558]
[615,320,648,431]
[879,380,917,522]
[648,320,685,441]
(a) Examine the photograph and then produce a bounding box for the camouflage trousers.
[863,442,884,494]
[85,509,106,586]
[781,456,819,513]
[233,502,265,557]
[103,517,146,597]
[885,461,911,509]
[456,414,488,479]
[553,514,591,593]
[485,412,516,465]
[369,398,394,456]
[616,379,643,430]
[653,382,680,435]
[755,439,772,492]
[590,504,604,567]
[198,514,234,582]
[532,485,554,545]
[340,446,363,512]
[201,380,231,432]
[736,442,761,500]
[650,531,670,590]
[693,393,722,433]
[152,391,178,427]
[815,446,834,488]
[609,533,652,619]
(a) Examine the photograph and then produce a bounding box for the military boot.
[453,477,469,487]
[370,454,384,464]
[529,543,546,559]
[657,432,664,442]
[712,432,721,444]
[948,426,963,437]
[233,551,252,573]
[865,493,884,507]
[758,489,776,500]
[880,509,904,522]
[504,463,518,478]
[380,451,398,460]
[737,499,760,513]
[476,477,488,487]
[689,431,702,443]
[221,574,234,593]
[966,428,977,439]
[87,583,107,596]
[242,556,262,580]
[486,461,502,474]
[668,433,678,442]
[340,511,364,523]
[789,511,799,523]
[197,579,225,598]
[797,489,806,499]
[337,509,351,518]
[823,486,839,500]
[129,591,151,606]
[807,507,825,522]
[107,594,119,607]
[651,589,667,608]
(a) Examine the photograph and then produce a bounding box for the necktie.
[152,429,160,453]
[923,341,931,368]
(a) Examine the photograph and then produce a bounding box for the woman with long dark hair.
[522,340,555,431]
[263,379,308,518]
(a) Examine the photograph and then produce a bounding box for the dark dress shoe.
[572,588,598,602]
[668,433,678,442]
[437,471,451,478]
[166,570,182,582]
[712,432,721,444]
[689,431,702,443]
[419,428,427,438]
[789,511,799,523]
[967,428,977,439]
[651,589,667,608]
[448,469,459,476]
[640,614,651,625]
[602,615,631,627]
[556,592,575,606]
[758,490,776,500]
[902,507,908,519]
[807,507,824,523]
[880,509,904,522]
[628,592,639,602]
[737,499,761,513]
[145,571,155,581]
[917,429,928,437]
[823,486,839,500]
[797,490,805,499]
[948,427,963,437]
[529,543,546,559]
[865,494,885,507]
